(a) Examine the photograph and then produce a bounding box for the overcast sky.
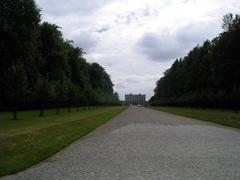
[36,0,240,100]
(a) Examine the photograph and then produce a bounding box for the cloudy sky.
[36,0,240,100]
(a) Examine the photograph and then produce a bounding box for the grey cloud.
[176,21,220,47]
[96,27,109,33]
[136,20,220,62]
[136,32,182,62]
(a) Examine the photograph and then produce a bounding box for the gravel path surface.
[2,107,240,180]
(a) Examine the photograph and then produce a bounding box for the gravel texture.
[2,106,240,180]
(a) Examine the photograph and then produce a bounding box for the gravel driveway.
[2,107,240,180]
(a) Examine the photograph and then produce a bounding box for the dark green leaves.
[0,0,120,111]
[151,14,240,109]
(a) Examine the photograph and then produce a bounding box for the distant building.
[125,94,146,105]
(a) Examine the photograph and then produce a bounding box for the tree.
[53,76,71,114]
[151,14,240,108]
[88,63,116,105]
[222,13,234,31]
[0,0,41,88]
[4,63,28,119]
[34,76,56,117]
[38,22,68,81]
[0,0,119,112]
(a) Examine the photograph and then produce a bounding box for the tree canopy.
[0,0,120,112]
[150,14,240,109]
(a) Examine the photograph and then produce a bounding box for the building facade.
[125,94,146,105]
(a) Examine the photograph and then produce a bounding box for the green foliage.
[34,76,56,116]
[0,0,120,111]
[53,76,71,105]
[38,22,67,80]
[34,76,56,105]
[2,63,29,119]
[3,63,29,105]
[222,13,240,31]
[0,0,41,85]
[151,14,240,109]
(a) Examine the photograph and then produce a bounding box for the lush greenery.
[153,107,240,129]
[0,106,126,176]
[150,14,240,109]
[0,0,120,119]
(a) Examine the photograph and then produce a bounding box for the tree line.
[0,0,120,118]
[150,14,240,109]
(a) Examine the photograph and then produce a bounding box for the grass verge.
[152,106,240,129]
[0,106,126,177]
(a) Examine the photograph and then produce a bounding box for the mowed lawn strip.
[152,106,240,129]
[0,106,126,177]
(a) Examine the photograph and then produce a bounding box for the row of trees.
[150,14,240,109]
[0,0,120,118]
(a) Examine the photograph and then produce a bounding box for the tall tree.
[38,22,68,81]
[54,76,71,114]
[0,0,120,112]
[151,14,240,109]
[34,76,56,117]
[3,63,28,119]
[0,0,41,84]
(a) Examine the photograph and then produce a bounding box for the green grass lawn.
[152,106,240,129]
[0,106,126,177]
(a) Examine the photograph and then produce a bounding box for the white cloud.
[37,0,113,16]
[73,32,97,53]
[36,0,240,100]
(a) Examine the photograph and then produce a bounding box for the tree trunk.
[76,107,79,111]
[12,111,17,120]
[39,109,44,117]
[56,108,60,115]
